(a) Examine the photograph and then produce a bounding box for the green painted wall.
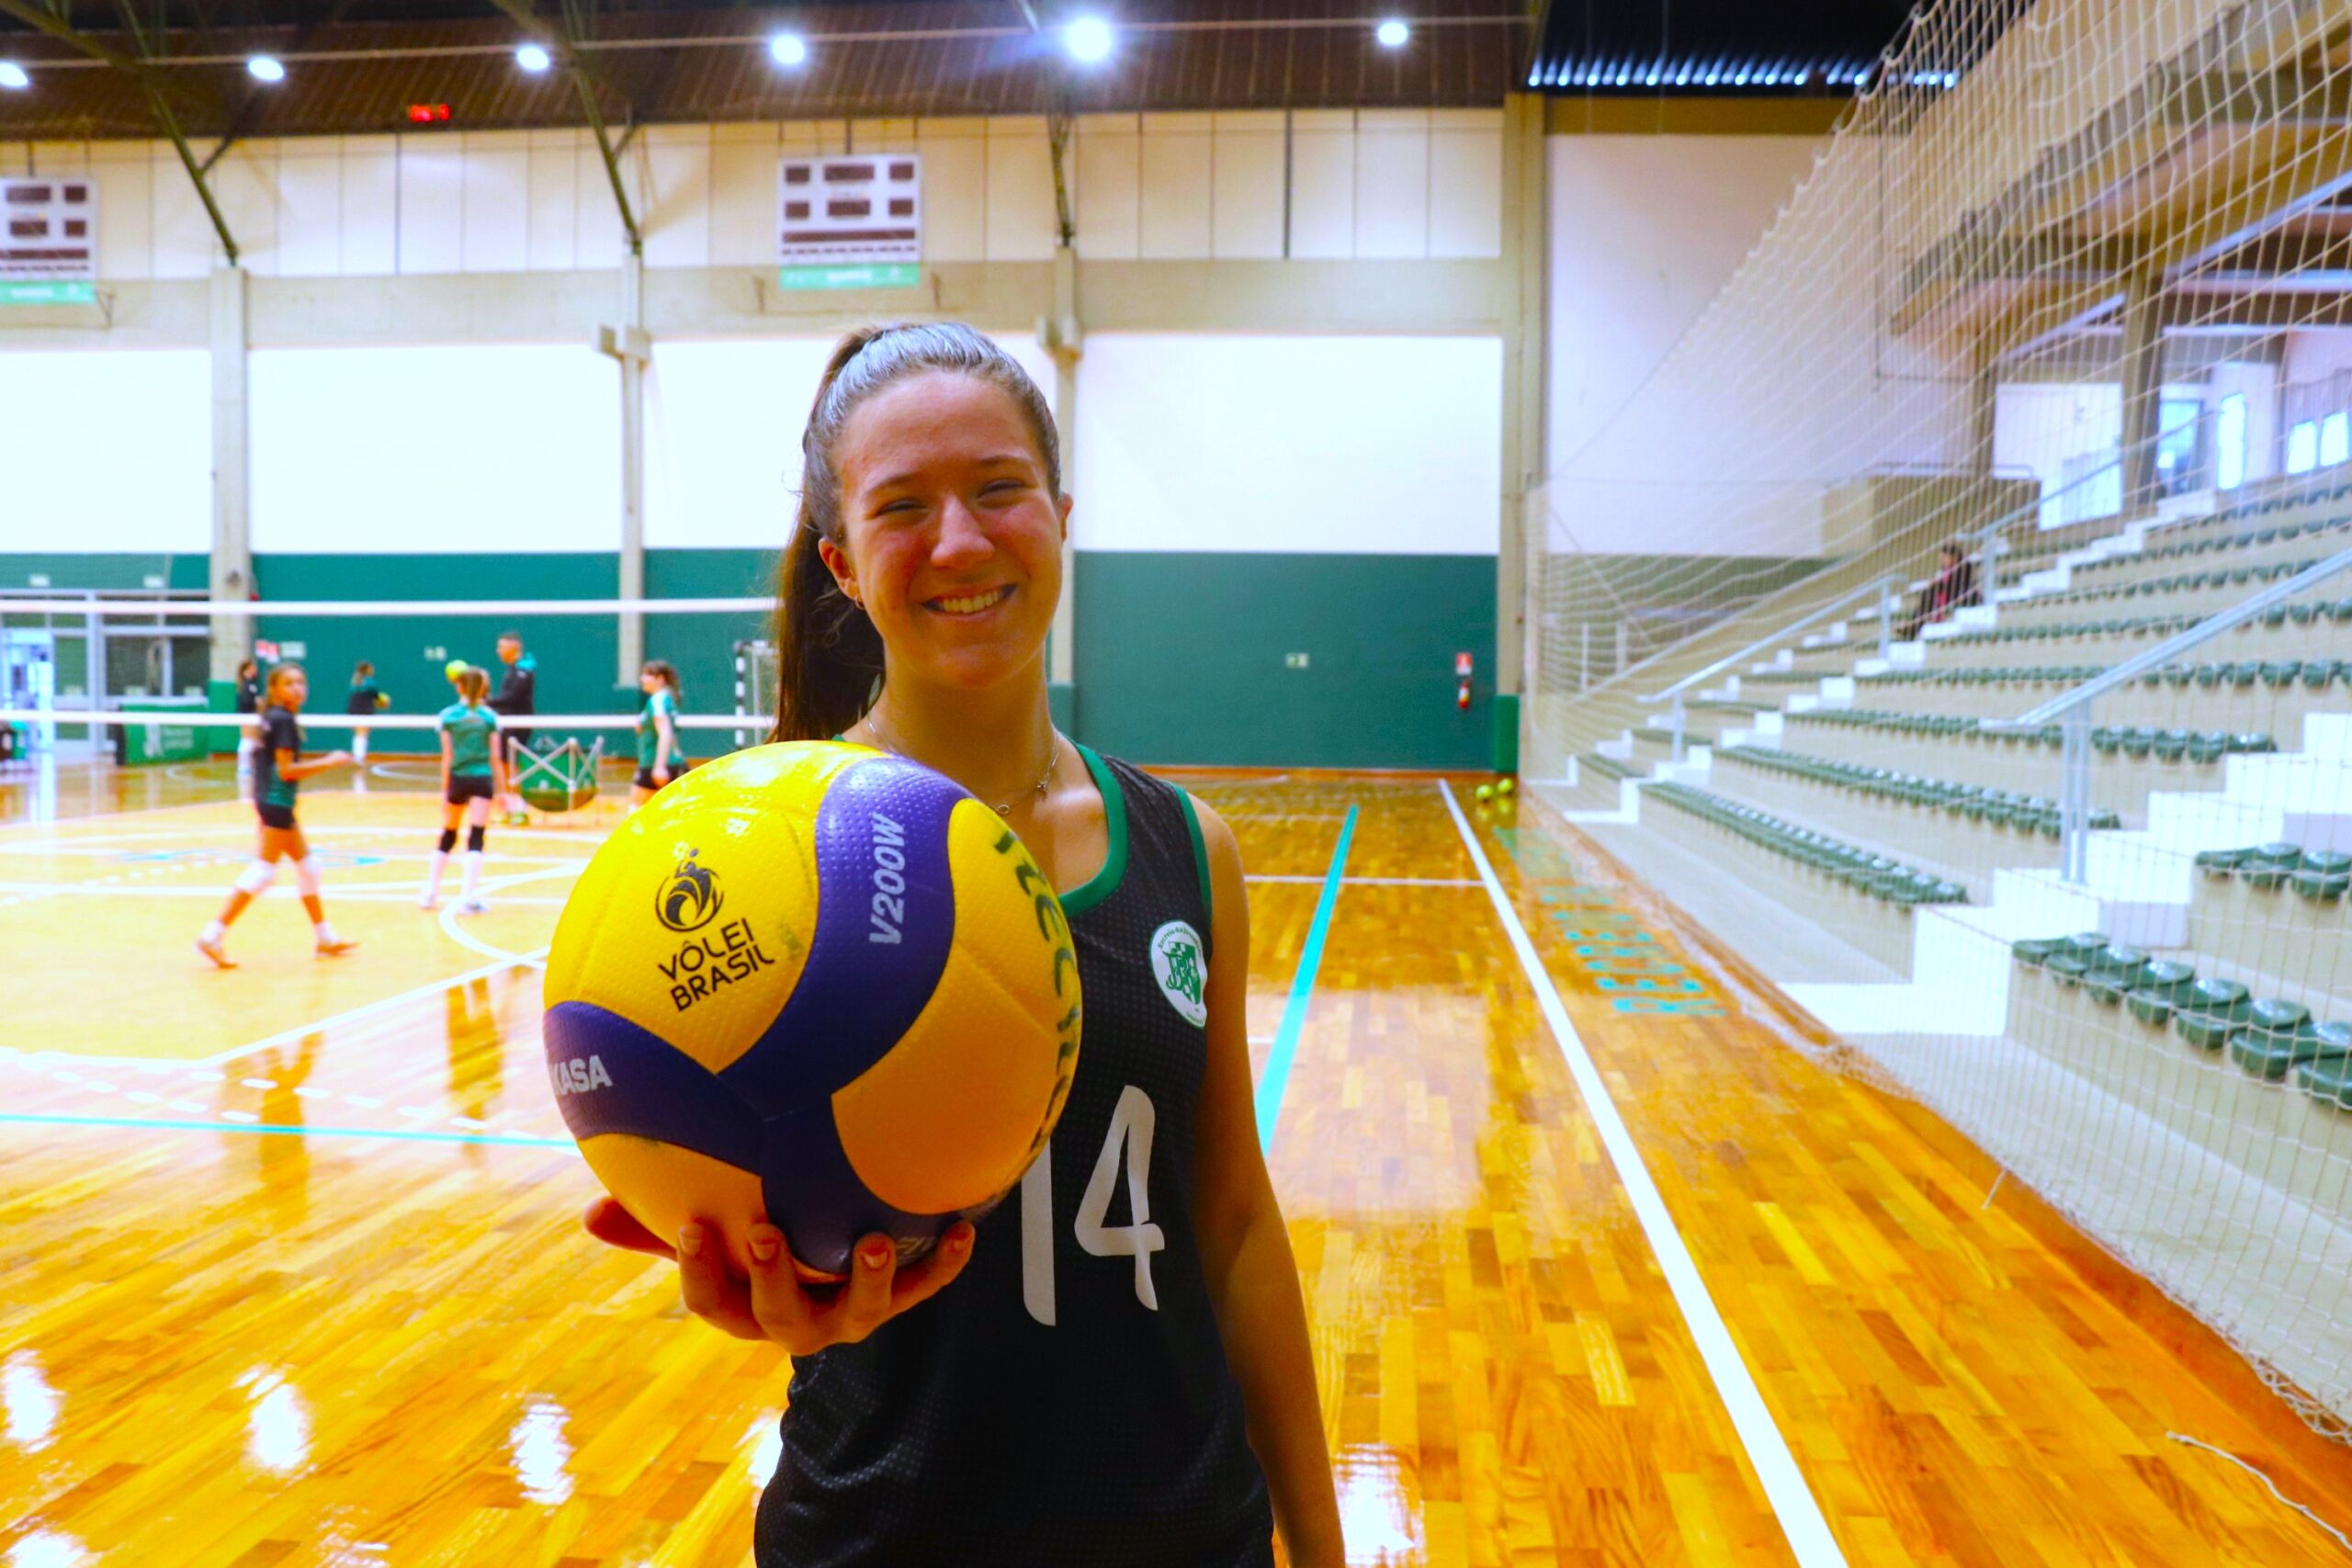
[0,553,209,592]
[11,547,1504,770]
[1073,551,1497,769]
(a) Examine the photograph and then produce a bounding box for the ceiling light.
[0,62,27,90]
[515,42,552,73]
[1063,16,1114,64]
[768,32,808,67]
[246,55,285,83]
[1374,19,1409,49]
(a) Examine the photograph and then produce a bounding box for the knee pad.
[466,826,486,853]
[233,860,277,896]
[295,856,322,898]
[437,829,458,853]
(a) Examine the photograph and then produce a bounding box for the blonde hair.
[455,666,490,704]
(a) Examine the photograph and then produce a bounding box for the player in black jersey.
[198,663,358,969]
[584,323,1342,1566]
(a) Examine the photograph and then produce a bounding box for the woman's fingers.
[743,1224,822,1348]
[677,1223,769,1340]
[582,1196,674,1258]
[888,1223,976,1313]
[828,1236,900,1343]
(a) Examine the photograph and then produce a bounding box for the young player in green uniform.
[345,660,389,775]
[419,664,507,914]
[198,663,358,968]
[631,660,690,806]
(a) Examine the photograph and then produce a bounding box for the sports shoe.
[417,891,437,910]
[196,935,236,970]
[316,937,360,958]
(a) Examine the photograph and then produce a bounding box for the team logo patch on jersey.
[1148,919,1207,1027]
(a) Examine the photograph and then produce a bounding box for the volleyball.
[445,659,467,682]
[541,740,1081,1280]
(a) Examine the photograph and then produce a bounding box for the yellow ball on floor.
[1497,776,1516,796]
[1475,784,1494,803]
[541,740,1082,1280]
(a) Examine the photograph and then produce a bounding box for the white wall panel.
[0,350,211,553]
[277,147,344,276]
[1547,134,1824,468]
[1074,117,1141,260]
[152,149,216,279]
[984,118,1056,261]
[573,144,628,270]
[250,344,617,553]
[710,127,780,268]
[1077,334,1500,554]
[211,142,282,276]
[914,121,983,263]
[461,137,530,274]
[1354,111,1429,259]
[644,333,1059,550]
[92,143,154,281]
[641,128,712,269]
[342,138,399,276]
[1211,113,1284,260]
[1287,111,1355,260]
[1430,112,1501,259]
[526,132,578,272]
[397,141,465,275]
[1138,114,1213,260]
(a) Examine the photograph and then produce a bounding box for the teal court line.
[0,1111,581,1153]
[1254,804,1358,1152]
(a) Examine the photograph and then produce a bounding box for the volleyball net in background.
[0,593,780,768]
[1521,0,2352,1437]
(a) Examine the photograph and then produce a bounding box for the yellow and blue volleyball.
[542,740,1081,1279]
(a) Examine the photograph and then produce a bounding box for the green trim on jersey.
[1057,743,1128,918]
[437,701,498,776]
[637,688,687,772]
[1175,787,1212,929]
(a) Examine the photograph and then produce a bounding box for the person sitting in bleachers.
[1900,541,1982,640]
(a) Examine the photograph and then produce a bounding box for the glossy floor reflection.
[1,763,2347,1564]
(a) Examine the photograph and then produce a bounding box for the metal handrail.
[1984,545,2352,883]
[1642,571,1899,705]
[2000,546,2352,726]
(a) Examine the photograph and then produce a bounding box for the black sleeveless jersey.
[757,748,1275,1567]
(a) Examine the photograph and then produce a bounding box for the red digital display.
[407,103,452,124]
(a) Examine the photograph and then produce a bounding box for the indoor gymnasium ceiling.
[1524,0,1972,95]
[0,0,1533,137]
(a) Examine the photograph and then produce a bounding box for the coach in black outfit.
[490,631,537,819]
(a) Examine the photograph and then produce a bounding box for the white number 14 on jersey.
[1021,1084,1165,1325]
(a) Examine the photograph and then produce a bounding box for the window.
[2323,411,2349,468]
[2289,420,2320,476]
[2217,393,2248,491]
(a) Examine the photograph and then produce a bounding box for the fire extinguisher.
[1455,650,1473,710]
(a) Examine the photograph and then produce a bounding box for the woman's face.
[275,670,308,710]
[820,371,1069,694]
[639,669,661,694]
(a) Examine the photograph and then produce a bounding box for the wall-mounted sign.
[2,176,96,305]
[778,154,920,291]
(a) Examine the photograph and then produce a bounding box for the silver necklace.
[863,710,1060,816]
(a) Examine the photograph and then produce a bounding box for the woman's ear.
[817,536,862,608]
[1056,491,1073,544]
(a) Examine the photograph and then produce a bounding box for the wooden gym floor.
[3,756,2350,1565]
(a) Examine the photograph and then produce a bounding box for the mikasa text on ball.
[541,740,1082,1279]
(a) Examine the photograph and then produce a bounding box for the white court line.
[19,950,548,1072]
[433,863,580,970]
[1436,779,1846,1567]
[0,880,573,905]
[1246,874,1480,887]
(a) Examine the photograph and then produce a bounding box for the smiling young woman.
[582,322,1344,1567]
